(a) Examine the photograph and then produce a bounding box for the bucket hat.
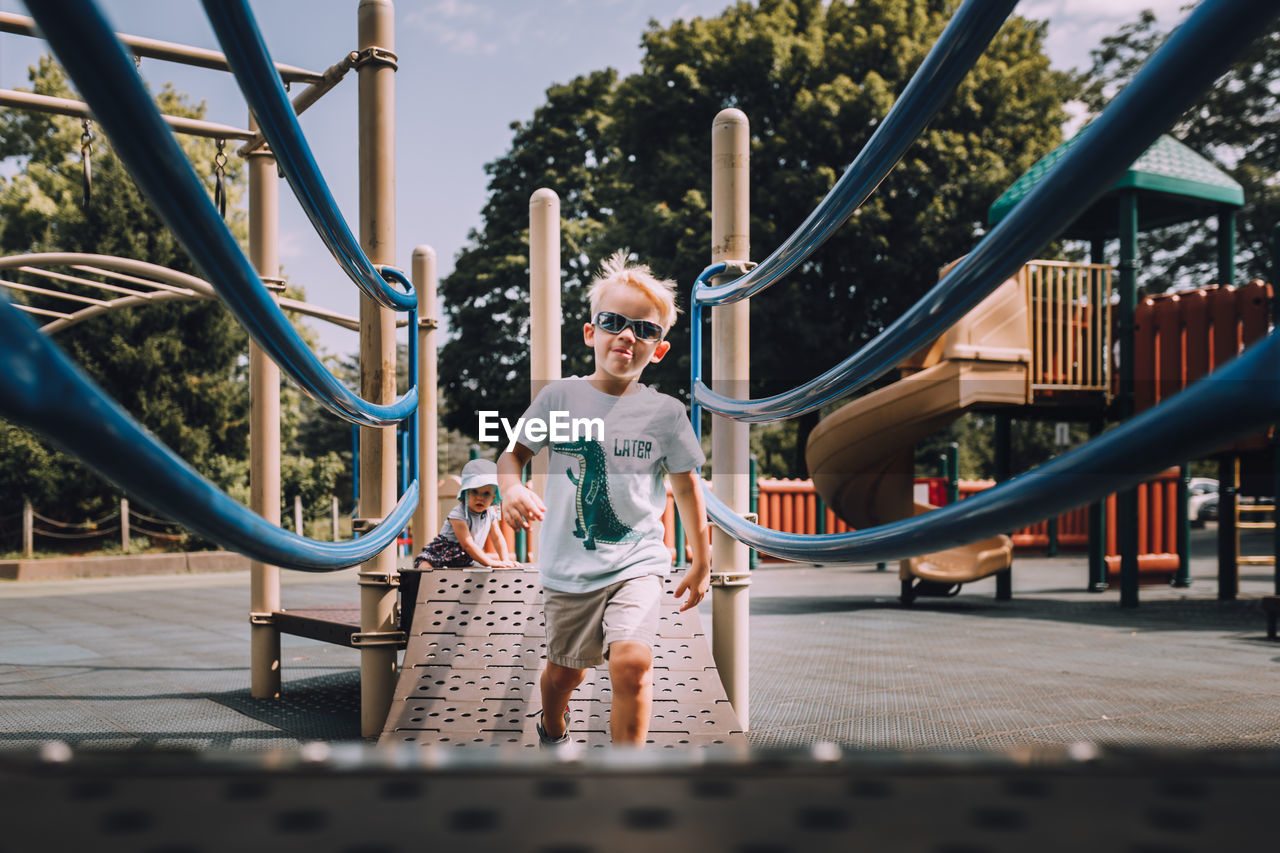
[457,458,501,502]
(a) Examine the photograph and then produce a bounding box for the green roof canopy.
[987,134,1244,240]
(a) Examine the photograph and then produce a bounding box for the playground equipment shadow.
[0,525,1276,752]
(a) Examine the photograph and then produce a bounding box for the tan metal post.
[331,495,340,541]
[247,115,282,699]
[710,107,751,729]
[356,0,399,737]
[412,246,439,553]
[293,495,304,536]
[120,497,129,552]
[22,498,32,558]
[528,188,562,559]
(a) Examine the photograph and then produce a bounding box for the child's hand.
[502,483,545,530]
[673,564,711,612]
[487,557,519,569]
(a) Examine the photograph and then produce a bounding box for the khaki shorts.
[542,574,663,669]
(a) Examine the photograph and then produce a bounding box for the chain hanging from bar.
[213,138,228,218]
[79,118,93,208]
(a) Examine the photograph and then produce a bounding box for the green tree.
[0,58,250,541]
[1075,9,1280,287]
[440,0,1068,473]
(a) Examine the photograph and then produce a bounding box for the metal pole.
[293,495,304,536]
[529,188,562,564]
[331,495,340,542]
[356,0,399,737]
[1118,190,1139,608]
[748,455,759,570]
[0,11,324,82]
[710,107,751,729]
[22,498,32,558]
[1272,224,1280,594]
[120,497,129,553]
[412,246,439,559]
[0,89,256,141]
[247,114,282,699]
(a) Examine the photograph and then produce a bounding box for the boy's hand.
[501,482,545,531]
[673,564,711,612]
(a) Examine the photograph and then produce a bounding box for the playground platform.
[2,526,1279,850]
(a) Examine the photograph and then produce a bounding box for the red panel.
[1208,285,1241,369]
[1134,297,1157,413]
[1183,289,1211,383]
[1155,296,1184,403]
[1238,280,1272,346]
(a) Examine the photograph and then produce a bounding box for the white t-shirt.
[515,377,705,593]
[438,503,498,546]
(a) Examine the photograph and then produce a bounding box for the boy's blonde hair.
[587,249,680,332]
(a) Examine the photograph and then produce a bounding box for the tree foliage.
[440,0,1068,473]
[0,58,250,540]
[1074,9,1280,287]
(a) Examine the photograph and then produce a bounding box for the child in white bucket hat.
[413,458,517,569]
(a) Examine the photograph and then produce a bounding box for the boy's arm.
[497,443,545,531]
[669,469,711,612]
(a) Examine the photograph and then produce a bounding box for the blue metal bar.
[694,0,1018,307]
[703,330,1280,563]
[692,0,1279,423]
[200,0,415,312]
[23,0,417,428]
[0,295,420,571]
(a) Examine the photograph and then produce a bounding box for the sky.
[0,0,1194,358]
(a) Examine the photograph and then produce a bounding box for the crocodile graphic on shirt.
[553,438,641,551]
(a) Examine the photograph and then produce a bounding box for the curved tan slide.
[806,274,1032,591]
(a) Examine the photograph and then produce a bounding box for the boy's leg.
[539,662,585,738]
[607,640,653,745]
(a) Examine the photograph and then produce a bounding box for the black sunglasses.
[593,311,665,342]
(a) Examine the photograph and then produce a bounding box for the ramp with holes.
[379,567,745,750]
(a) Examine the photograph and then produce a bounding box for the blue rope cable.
[694,0,1019,308]
[703,330,1280,563]
[691,0,1279,423]
[23,0,417,428]
[200,0,415,313]
[0,293,419,572]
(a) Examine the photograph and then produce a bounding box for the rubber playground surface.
[1,524,1277,753]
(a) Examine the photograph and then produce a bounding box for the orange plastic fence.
[1133,280,1272,413]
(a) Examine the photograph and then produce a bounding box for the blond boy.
[498,250,711,746]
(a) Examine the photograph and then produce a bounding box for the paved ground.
[1,525,1277,752]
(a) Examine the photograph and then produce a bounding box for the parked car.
[1187,478,1218,527]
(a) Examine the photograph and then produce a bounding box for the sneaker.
[536,709,570,746]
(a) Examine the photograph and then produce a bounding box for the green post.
[516,461,528,563]
[1273,223,1280,594]
[1173,464,1191,588]
[748,454,759,570]
[1215,207,1238,598]
[994,414,1012,600]
[946,442,959,505]
[1088,242,1109,593]
[816,495,826,534]
[1118,191,1140,608]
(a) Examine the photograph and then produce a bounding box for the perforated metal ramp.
[380,567,745,750]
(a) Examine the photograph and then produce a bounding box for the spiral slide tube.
[200,0,415,313]
[23,0,417,429]
[693,0,1018,308]
[692,0,1279,424]
[0,296,419,571]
